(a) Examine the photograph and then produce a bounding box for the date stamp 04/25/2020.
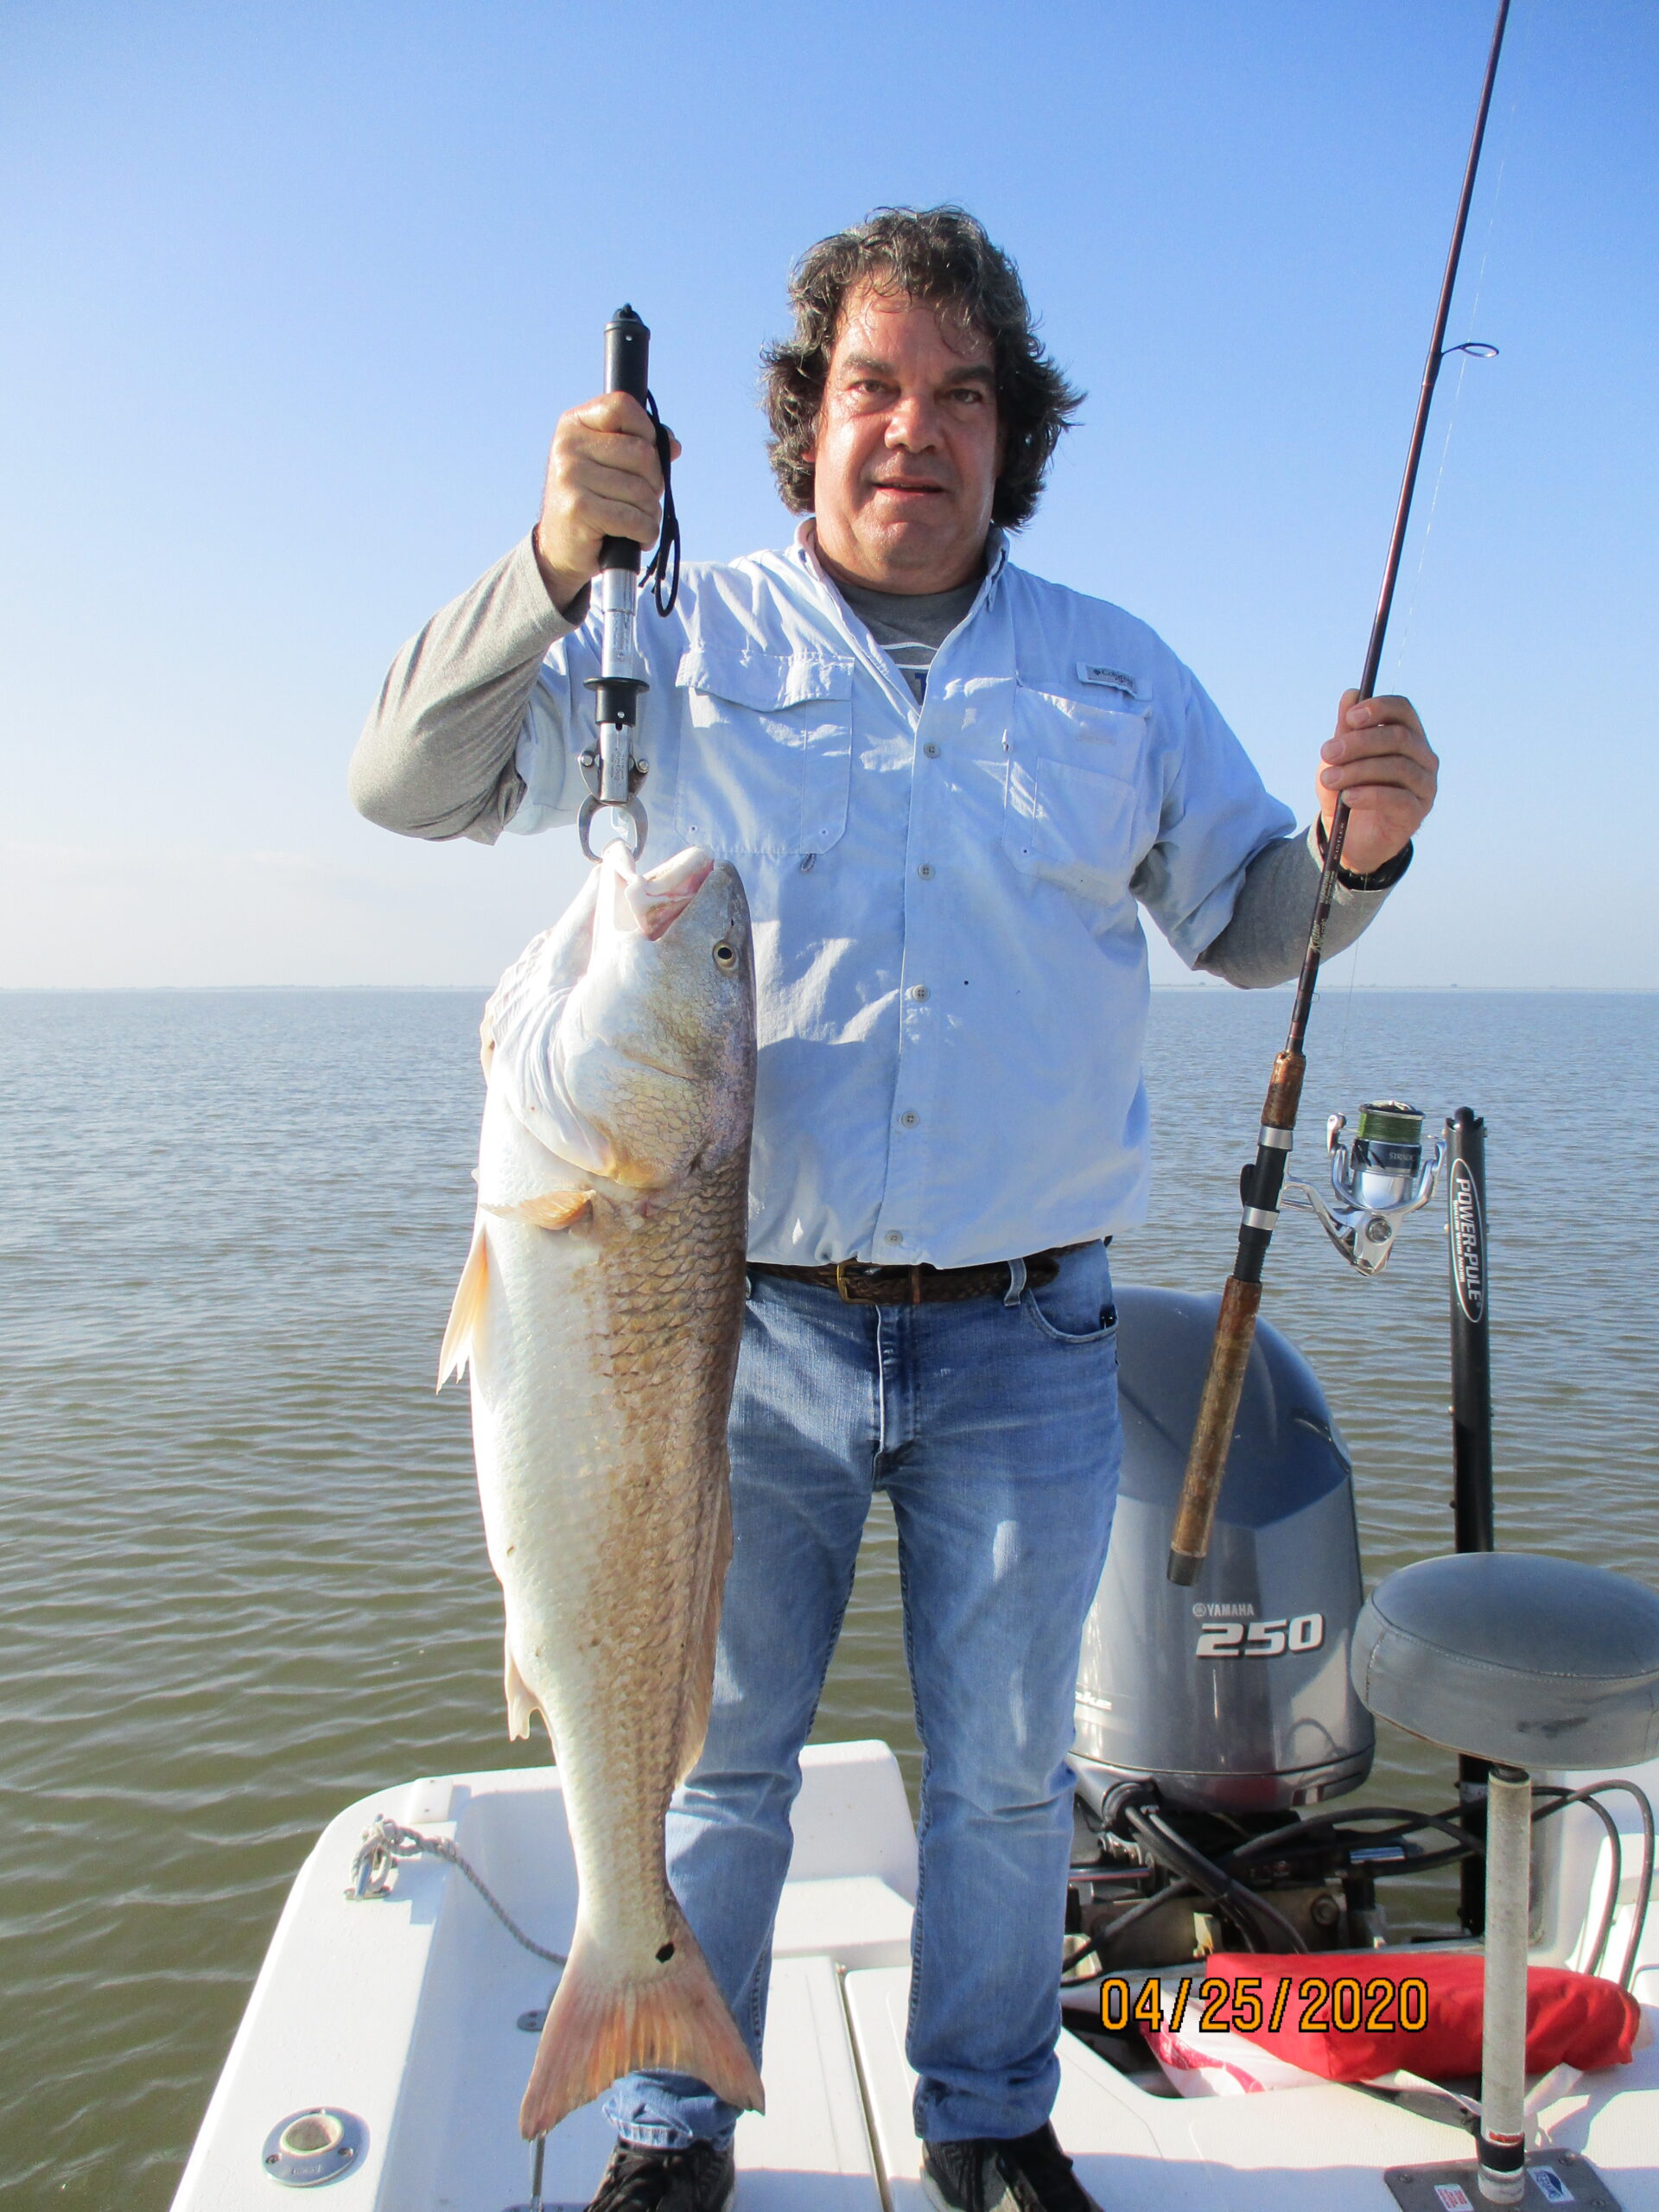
[1090,1973,1432,2037]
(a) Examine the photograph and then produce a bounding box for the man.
[352,207,1435,2212]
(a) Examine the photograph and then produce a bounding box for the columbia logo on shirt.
[1077,663,1145,698]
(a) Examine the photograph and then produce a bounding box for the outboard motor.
[1074,1286,1373,1814]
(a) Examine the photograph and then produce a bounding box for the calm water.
[2,987,1656,2206]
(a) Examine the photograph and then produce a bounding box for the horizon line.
[3,983,1656,998]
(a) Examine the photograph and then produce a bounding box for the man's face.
[807,282,1001,595]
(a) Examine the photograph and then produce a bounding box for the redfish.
[441,842,760,2139]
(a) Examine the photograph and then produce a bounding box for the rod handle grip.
[1166,1275,1262,1583]
[601,304,651,574]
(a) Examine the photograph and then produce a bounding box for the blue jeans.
[603,1240,1121,2149]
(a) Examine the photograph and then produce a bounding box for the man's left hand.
[1318,690,1439,876]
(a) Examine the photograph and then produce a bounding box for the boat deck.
[171,1744,1659,2212]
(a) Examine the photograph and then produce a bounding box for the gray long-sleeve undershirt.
[349,535,1405,987]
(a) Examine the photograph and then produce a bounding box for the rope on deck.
[345,1814,569,1967]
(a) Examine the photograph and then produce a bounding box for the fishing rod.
[1166,0,1512,1586]
[577,305,682,862]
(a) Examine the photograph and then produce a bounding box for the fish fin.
[437,1221,489,1389]
[504,1635,553,1752]
[674,1473,733,1785]
[482,1187,594,1231]
[519,1911,763,2139]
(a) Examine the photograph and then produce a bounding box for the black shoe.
[584,2138,736,2212]
[922,2123,1101,2212]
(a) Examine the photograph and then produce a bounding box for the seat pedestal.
[1478,1764,1533,2203]
[1382,1760,1630,2212]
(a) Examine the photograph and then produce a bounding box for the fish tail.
[518,1910,764,2139]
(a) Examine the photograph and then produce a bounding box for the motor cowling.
[1074,1286,1373,1814]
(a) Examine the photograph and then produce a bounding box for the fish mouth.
[604,844,716,942]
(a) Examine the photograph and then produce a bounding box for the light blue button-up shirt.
[507,525,1294,1268]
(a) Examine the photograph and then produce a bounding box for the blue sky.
[2,0,1653,987]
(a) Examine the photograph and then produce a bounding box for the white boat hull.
[172,1743,1659,2212]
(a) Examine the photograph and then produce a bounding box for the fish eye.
[712,943,736,968]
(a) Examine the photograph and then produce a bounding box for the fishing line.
[1335,933,1363,1100]
[1385,0,1531,690]
[1383,348,1473,690]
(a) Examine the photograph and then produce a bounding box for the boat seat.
[1351,1551,1659,1771]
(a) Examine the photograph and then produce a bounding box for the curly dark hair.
[761,206,1084,532]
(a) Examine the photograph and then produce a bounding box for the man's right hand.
[533,393,681,617]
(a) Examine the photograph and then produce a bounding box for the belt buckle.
[834,1262,863,1302]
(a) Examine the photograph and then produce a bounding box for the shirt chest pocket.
[668,648,855,857]
[1001,685,1150,906]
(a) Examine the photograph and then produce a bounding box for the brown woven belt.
[750,1239,1102,1306]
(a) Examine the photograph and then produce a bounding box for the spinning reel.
[1285,1100,1445,1277]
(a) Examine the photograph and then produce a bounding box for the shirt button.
[883,1230,904,1245]
[917,862,935,880]
[909,984,930,1001]
[899,1110,919,1128]
[923,741,940,758]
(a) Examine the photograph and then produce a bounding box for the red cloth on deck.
[1197,1952,1639,2083]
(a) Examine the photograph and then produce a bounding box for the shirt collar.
[779,520,1013,710]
